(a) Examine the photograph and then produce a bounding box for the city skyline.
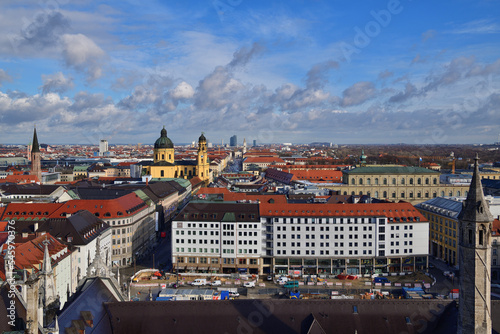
[0,0,499,145]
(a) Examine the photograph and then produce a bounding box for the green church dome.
[154,126,174,149]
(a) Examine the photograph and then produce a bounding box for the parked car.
[229,291,240,298]
[373,277,390,284]
[244,281,256,288]
[284,281,299,289]
[266,275,273,281]
[211,280,222,286]
[277,276,289,284]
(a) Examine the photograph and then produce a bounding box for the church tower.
[197,132,209,183]
[153,126,174,164]
[30,127,42,183]
[457,154,493,334]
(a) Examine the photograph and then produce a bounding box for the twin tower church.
[30,126,211,184]
[142,127,210,183]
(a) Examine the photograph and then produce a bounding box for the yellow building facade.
[144,127,210,183]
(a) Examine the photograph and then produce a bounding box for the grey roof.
[345,166,438,175]
[175,202,260,222]
[53,277,123,333]
[103,299,469,334]
[38,210,110,245]
[415,197,463,219]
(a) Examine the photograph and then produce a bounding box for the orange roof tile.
[1,203,64,221]
[48,192,147,219]
[244,157,285,164]
[259,202,428,222]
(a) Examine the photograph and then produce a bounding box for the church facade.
[144,127,210,183]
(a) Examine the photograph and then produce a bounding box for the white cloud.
[0,69,12,86]
[169,81,194,100]
[61,33,107,81]
[341,81,376,107]
[40,72,74,95]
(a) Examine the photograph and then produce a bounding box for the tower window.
[469,230,473,245]
[479,229,484,246]
[162,154,165,160]
[161,170,164,177]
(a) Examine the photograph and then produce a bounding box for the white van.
[211,280,222,286]
[277,276,289,284]
[191,279,207,286]
[243,281,255,288]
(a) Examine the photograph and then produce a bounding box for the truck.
[191,279,207,286]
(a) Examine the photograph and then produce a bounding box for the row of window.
[350,177,438,185]
[176,239,219,244]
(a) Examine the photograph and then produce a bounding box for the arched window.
[169,154,172,160]
[441,191,445,197]
[383,178,387,185]
[359,178,363,185]
[409,178,413,185]
[425,178,429,185]
[374,191,379,198]
[417,178,421,185]
[351,191,355,196]
[351,178,356,185]
[433,178,437,185]
[344,191,347,195]
[401,178,405,185]
[161,170,164,177]
[392,178,396,185]
[425,192,429,198]
[162,154,165,160]
[383,191,387,198]
[375,178,379,185]
[456,191,461,197]
[392,192,396,198]
[449,191,453,196]
[359,191,363,196]
[367,178,371,185]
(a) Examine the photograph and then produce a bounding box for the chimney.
[452,158,456,174]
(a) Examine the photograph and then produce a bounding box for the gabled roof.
[38,210,110,245]
[49,192,147,219]
[0,202,64,221]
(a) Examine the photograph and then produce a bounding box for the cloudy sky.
[0,0,499,145]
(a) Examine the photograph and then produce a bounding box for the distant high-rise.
[230,135,237,147]
[99,139,108,156]
[253,140,257,147]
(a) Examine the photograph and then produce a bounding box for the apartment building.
[172,202,263,274]
[173,200,429,276]
[261,202,429,276]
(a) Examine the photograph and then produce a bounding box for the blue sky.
[0,0,499,145]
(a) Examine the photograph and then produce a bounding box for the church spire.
[457,154,493,223]
[32,127,40,153]
[41,240,52,274]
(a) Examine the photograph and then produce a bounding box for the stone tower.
[457,154,494,334]
[30,127,42,183]
[197,132,210,183]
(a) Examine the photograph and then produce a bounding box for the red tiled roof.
[1,203,64,221]
[259,202,428,221]
[48,192,147,219]
[1,174,40,184]
[290,170,343,182]
[0,233,68,278]
[244,157,285,164]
